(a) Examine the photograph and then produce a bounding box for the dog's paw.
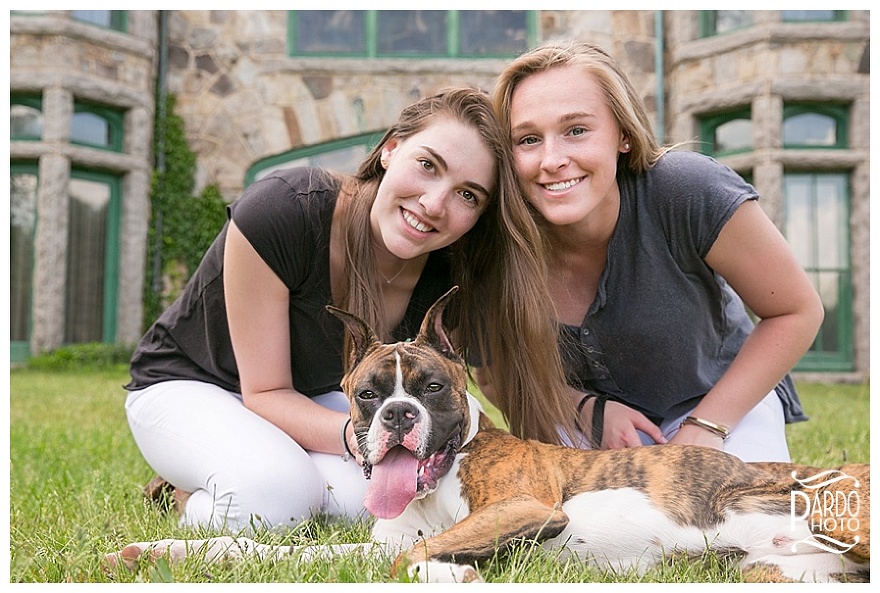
[408,560,482,583]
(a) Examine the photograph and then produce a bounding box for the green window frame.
[245,131,384,187]
[783,103,849,149]
[71,10,127,32]
[781,10,847,22]
[71,101,125,152]
[784,172,853,372]
[10,162,40,362]
[10,95,43,141]
[64,169,121,345]
[698,108,753,156]
[699,11,753,37]
[288,10,536,58]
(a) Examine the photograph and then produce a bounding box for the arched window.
[71,10,126,31]
[783,105,848,149]
[699,109,753,155]
[10,96,43,140]
[700,11,753,37]
[71,103,124,151]
[246,132,383,187]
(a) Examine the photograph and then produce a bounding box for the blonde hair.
[494,40,670,174]
[339,87,577,445]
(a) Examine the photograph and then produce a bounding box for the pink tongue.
[364,446,419,519]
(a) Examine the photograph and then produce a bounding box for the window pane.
[65,178,111,343]
[71,112,111,146]
[714,11,752,34]
[783,112,837,146]
[782,11,838,22]
[459,11,528,55]
[11,104,43,138]
[11,173,38,342]
[296,11,365,54]
[377,11,446,55]
[72,10,113,27]
[714,118,752,152]
[812,272,841,353]
[784,174,813,268]
[815,176,847,269]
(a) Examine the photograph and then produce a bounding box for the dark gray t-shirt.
[559,151,805,423]
[126,167,453,397]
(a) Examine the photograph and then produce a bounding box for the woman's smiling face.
[370,115,495,261]
[509,65,629,229]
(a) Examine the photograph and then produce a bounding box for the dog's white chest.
[371,456,470,545]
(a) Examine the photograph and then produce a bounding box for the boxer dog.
[104,287,869,583]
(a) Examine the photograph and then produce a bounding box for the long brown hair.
[338,87,577,445]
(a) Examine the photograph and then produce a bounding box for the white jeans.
[565,390,792,462]
[125,381,368,534]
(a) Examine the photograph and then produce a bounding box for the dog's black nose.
[382,401,419,434]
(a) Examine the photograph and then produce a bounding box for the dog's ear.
[414,286,459,359]
[326,305,380,368]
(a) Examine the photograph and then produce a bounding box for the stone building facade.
[9,10,870,382]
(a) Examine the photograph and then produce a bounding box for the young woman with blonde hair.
[492,41,824,461]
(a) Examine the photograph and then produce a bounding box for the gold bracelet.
[680,416,731,440]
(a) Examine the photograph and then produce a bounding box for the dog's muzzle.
[360,401,463,520]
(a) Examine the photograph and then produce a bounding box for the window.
[784,173,853,371]
[71,102,124,151]
[782,11,846,22]
[10,164,39,362]
[246,132,383,186]
[700,11,753,37]
[290,10,534,58]
[783,104,848,149]
[71,10,126,31]
[699,109,753,155]
[10,96,43,140]
[64,171,121,344]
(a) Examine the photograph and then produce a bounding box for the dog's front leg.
[393,495,569,583]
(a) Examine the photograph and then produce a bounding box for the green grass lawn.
[8,366,870,583]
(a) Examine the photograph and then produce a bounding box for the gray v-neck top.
[558,151,804,424]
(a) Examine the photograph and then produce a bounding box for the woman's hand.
[579,398,667,449]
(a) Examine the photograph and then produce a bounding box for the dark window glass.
[11,104,43,139]
[295,10,365,54]
[65,177,112,343]
[10,171,38,343]
[377,11,446,55]
[459,10,528,55]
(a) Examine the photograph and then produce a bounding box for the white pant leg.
[649,389,791,462]
[125,381,367,533]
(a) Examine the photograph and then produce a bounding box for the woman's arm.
[671,199,824,448]
[224,220,356,456]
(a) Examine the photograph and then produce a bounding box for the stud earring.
[624,143,631,151]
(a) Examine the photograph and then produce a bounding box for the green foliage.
[26,342,134,371]
[143,94,228,329]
